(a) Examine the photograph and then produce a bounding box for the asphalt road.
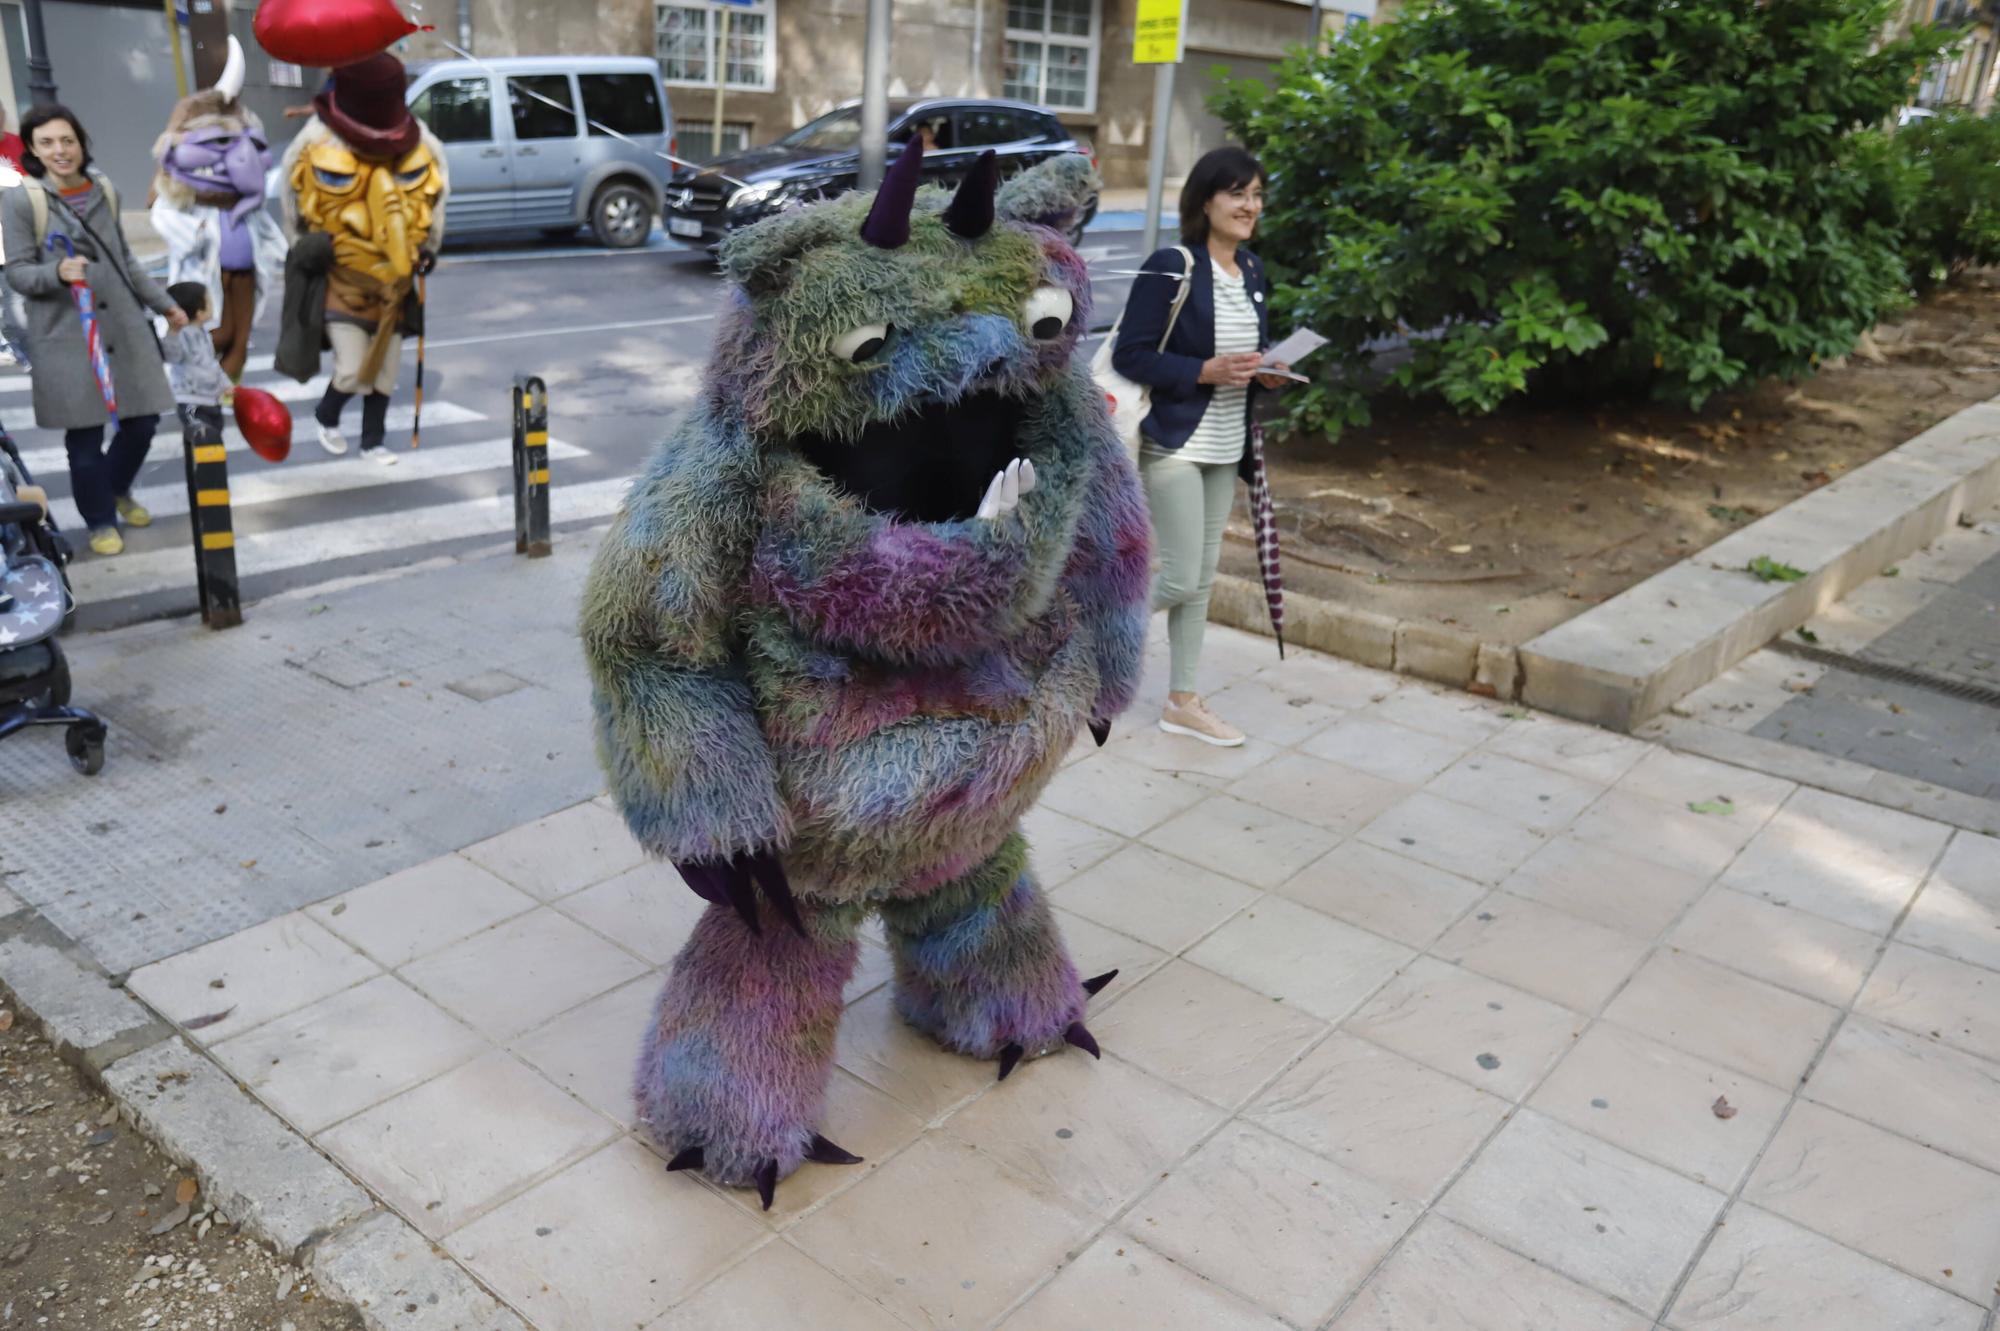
[4,224,1146,631]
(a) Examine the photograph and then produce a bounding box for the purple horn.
[860,139,926,249]
[944,150,1000,239]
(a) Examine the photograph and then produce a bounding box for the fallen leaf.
[1888,702,1905,714]
[1782,678,1815,694]
[330,902,348,916]
[149,1201,191,1236]
[1881,566,1900,578]
[84,1209,113,1226]
[175,1176,199,1206]
[1747,555,1807,583]
[240,859,258,869]
[0,1010,13,1032]
[1447,544,1474,554]
[97,1106,118,1126]
[1796,627,1820,644]
[1688,798,1738,816]
[1712,1095,1738,1120]
[213,803,228,815]
[182,1008,235,1031]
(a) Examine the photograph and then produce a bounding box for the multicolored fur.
[580,151,1150,1202]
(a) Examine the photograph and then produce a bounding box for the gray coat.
[3,174,178,431]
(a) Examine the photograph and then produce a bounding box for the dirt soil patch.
[0,1006,362,1331]
[1223,273,2000,646]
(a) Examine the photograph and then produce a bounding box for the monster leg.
[636,896,866,1208]
[878,831,1115,1079]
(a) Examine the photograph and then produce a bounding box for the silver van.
[405,56,677,248]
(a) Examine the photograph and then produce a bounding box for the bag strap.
[1157,244,1194,351]
[44,173,151,315]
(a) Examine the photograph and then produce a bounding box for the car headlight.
[727,180,786,210]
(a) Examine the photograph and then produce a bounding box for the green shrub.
[1213,0,1959,435]
[1896,108,2000,291]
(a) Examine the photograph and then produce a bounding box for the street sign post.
[858,0,891,189]
[1133,0,1185,257]
[713,0,757,166]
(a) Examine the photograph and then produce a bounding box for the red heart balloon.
[252,0,423,68]
[233,386,293,464]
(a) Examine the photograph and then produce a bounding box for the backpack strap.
[1158,244,1195,349]
[22,178,47,248]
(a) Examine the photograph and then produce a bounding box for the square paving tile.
[1720,788,1955,934]
[1432,892,1651,1013]
[1481,716,1651,786]
[1567,791,1758,879]
[1667,888,1881,1005]
[210,974,485,1136]
[445,1138,765,1331]
[1666,1204,1984,1331]
[1529,1024,1790,1190]
[1805,1017,2000,1175]
[1331,1215,1652,1331]
[1856,942,2000,1064]
[1614,750,1797,826]
[0,883,23,918]
[1022,804,1128,886]
[790,1134,1091,1330]
[1346,957,1584,1100]
[319,1050,620,1239]
[1366,687,1518,743]
[1109,722,1282,783]
[401,908,649,1041]
[1225,752,1413,837]
[1141,794,1341,890]
[1898,831,2000,972]
[1438,1109,1725,1312]
[833,987,999,1121]
[1500,835,1711,940]
[511,974,659,1126]
[1204,673,1350,744]
[943,1049,1221,1217]
[1277,840,1487,949]
[844,937,894,1005]
[1744,1100,2000,1308]
[649,1240,909,1331]
[1039,752,1219,838]
[1303,714,1474,785]
[554,863,706,966]
[1001,1232,1288,1331]
[1358,792,1548,885]
[461,801,647,901]
[705,1069,928,1226]
[1601,951,1838,1088]
[1425,753,1608,834]
[1185,896,1415,1021]
[1055,843,1259,953]
[1092,959,1326,1107]
[128,912,379,1044]
[1255,650,1399,709]
[1134,1121,1417,1328]
[1048,909,1169,1009]
[1246,1033,1509,1202]
[307,855,536,969]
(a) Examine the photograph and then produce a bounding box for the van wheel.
[591,182,654,248]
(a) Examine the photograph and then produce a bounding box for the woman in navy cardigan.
[1111,146,1289,747]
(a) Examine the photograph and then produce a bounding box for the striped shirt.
[1156,263,1259,466]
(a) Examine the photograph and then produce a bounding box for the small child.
[162,282,232,411]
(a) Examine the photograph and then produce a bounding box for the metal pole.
[164,0,190,100]
[970,0,984,97]
[1139,61,1175,257]
[457,0,472,51]
[21,0,57,104]
[1308,0,1323,51]
[857,0,891,190]
[712,6,730,160]
[513,377,551,558]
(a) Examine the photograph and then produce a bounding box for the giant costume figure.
[276,52,446,458]
[149,36,287,383]
[580,148,1151,1208]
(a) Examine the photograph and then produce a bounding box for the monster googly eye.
[1024,287,1073,340]
[833,322,892,363]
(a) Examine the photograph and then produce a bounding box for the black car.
[663,98,1098,249]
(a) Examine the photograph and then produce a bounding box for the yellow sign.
[1134,0,1185,64]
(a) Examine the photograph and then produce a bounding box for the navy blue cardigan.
[1109,244,1271,452]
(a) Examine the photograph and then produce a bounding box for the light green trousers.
[1142,449,1238,695]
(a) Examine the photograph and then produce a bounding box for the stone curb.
[0,905,527,1331]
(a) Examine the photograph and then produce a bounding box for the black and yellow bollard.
[178,404,242,629]
[512,376,552,558]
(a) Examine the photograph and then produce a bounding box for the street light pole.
[1138,62,1174,257]
[857,0,891,190]
[21,0,58,104]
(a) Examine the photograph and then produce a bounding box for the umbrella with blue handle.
[45,232,119,431]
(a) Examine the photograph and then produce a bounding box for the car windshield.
[775,107,862,151]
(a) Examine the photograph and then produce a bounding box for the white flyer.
[1262,327,1329,368]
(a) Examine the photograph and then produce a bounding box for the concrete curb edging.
[0,906,528,1331]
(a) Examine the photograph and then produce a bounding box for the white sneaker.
[1159,696,1246,748]
[360,445,398,467]
[316,423,349,456]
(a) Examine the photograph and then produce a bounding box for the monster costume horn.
[943,149,1000,239]
[859,139,925,248]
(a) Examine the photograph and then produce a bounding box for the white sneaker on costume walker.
[1160,695,1245,748]
[316,423,349,456]
[360,444,398,467]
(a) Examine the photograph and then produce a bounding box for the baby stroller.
[0,426,107,775]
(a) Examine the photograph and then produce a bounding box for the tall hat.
[313,53,419,159]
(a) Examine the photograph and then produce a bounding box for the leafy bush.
[1896,108,2000,291]
[1213,0,1958,435]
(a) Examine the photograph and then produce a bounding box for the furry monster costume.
[580,148,1150,1206]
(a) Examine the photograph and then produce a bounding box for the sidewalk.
[3,536,1994,1330]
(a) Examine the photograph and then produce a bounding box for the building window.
[1004,0,1097,112]
[679,121,754,163]
[656,1,774,91]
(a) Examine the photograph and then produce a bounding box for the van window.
[412,77,494,144]
[510,74,578,140]
[580,73,666,137]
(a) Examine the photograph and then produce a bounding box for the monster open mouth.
[794,389,1028,524]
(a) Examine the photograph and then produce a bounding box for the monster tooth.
[804,1134,864,1165]
[1000,459,1021,509]
[1064,1022,1101,1059]
[1081,968,1118,997]
[976,470,1006,521]
[1018,457,1037,493]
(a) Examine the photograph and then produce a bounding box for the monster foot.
[995,970,1115,1080]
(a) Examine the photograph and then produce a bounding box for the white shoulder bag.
[1090,245,1194,462]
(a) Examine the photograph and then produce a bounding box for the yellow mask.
[293,139,443,283]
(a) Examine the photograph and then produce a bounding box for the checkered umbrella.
[45,233,118,431]
[1244,424,1285,656]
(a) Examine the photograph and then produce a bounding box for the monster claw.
[1088,718,1111,747]
[673,862,727,905]
[747,852,807,938]
[804,1134,864,1166]
[754,1158,779,1211]
[666,1145,705,1173]
[722,863,762,936]
[1081,968,1118,997]
[997,1042,1025,1081]
[1064,1022,1101,1059]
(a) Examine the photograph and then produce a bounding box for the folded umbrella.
[45,233,118,432]
[1244,424,1285,657]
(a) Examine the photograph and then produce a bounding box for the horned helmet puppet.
[580,146,1152,1208]
[152,36,271,221]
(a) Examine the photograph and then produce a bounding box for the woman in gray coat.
[3,104,188,556]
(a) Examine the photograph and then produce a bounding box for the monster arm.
[1061,390,1153,727]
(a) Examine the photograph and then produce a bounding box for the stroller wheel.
[65,723,105,776]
